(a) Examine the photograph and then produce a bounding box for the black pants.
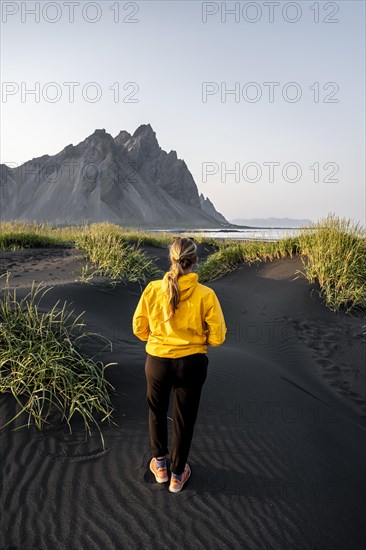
[145,352,208,476]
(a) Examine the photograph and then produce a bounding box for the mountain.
[0,125,228,228]
[230,217,313,228]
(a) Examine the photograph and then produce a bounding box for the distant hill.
[230,217,313,228]
[0,125,228,228]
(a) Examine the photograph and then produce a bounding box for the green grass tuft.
[296,213,366,313]
[0,273,116,447]
[198,237,298,283]
[74,225,164,285]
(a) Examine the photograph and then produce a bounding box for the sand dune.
[0,248,365,549]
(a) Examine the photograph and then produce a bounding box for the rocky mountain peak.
[114,130,132,147]
[131,124,160,151]
[75,129,116,160]
[133,123,155,137]
[118,123,161,170]
[167,150,178,160]
[84,128,114,145]
[0,125,228,227]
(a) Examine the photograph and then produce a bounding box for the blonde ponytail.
[164,238,198,321]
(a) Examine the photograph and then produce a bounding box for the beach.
[1,244,365,549]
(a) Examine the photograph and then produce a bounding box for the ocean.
[149,228,308,241]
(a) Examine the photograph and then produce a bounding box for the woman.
[132,237,226,493]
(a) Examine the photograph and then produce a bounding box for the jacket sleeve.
[204,290,227,346]
[132,285,151,342]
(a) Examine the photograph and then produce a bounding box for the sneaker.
[169,464,191,493]
[150,457,169,483]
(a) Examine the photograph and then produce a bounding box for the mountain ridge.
[0,125,228,228]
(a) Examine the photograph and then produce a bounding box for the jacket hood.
[161,272,199,301]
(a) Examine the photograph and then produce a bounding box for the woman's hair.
[164,237,198,320]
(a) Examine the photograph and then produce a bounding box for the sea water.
[149,228,308,241]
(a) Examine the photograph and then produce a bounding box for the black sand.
[0,248,365,549]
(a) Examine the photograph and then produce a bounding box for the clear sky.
[1,0,365,225]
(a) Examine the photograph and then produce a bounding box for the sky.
[1,0,365,225]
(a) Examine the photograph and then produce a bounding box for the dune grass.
[74,225,164,285]
[0,273,116,447]
[0,221,167,285]
[296,214,366,313]
[198,214,366,314]
[1,217,365,313]
[0,220,224,250]
[198,236,299,282]
[0,221,73,250]
[0,220,220,286]
[0,220,189,250]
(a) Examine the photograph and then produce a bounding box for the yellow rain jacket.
[132,272,226,358]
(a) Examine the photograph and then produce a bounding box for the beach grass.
[296,214,366,313]
[0,220,224,250]
[1,216,365,313]
[0,221,74,250]
[0,273,116,447]
[198,237,299,283]
[197,214,366,314]
[74,224,164,285]
[0,220,194,250]
[0,221,167,285]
